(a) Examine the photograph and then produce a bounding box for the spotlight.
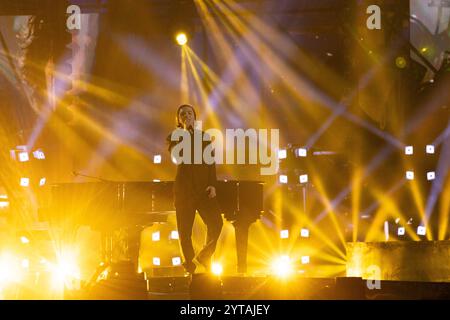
[397,227,405,236]
[427,171,435,181]
[406,171,414,180]
[404,146,413,155]
[299,174,308,184]
[20,177,30,187]
[152,231,160,242]
[211,262,223,276]
[271,255,293,278]
[426,145,435,154]
[277,149,287,160]
[279,175,288,184]
[49,252,81,288]
[152,179,161,182]
[172,257,181,266]
[153,257,161,266]
[0,195,9,209]
[295,148,307,157]
[300,228,310,238]
[395,56,407,69]
[20,236,30,244]
[39,178,46,186]
[18,151,29,162]
[176,32,188,46]
[280,230,289,239]
[301,256,310,264]
[33,149,45,160]
[417,226,426,236]
[153,155,162,164]
[170,231,179,240]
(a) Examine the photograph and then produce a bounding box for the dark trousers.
[175,197,223,264]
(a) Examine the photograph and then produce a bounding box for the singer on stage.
[166,104,223,274]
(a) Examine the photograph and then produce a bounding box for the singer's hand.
[206,186,216,198]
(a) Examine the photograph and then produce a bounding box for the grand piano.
[44,180,263,273]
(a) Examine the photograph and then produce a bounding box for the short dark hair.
[176,104,197,128]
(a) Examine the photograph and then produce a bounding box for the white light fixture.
[172,257,181,266]
[404,146,413,155]
[20,236,30,244]
[427,171,435,181]
[153,155,162,164]
[280,230,289,239]
[170,231,179,240]
[279,175,288,184]
[417,226,426,236]
[300,228,310,238]
[426,145,435,154]
[295,148,307,157]
[152,257,160,266]
[397,227,405,236]
[152,231,160,241]
[39,178,46,186]
[406,171,414,180]
[299,174,308,184]
[301,256,310,264]
[278,149,287,160]
[33,149,45,160]
[152,179,161,182]
[20,178,30,187]
[18,152,29,162]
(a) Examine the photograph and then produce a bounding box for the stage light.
[172,257,181,266]
[295,148,307,157]
[300,228,310,238]
[299,174,308,184]
[395,56,407,69]
[397,227,405,236]
[153,257,161,266]
[417,226,426,236]
[211,262,223,276]
[170,230,179,240]
[301,256,310,264]
[18,151,29,162]
[280,230,289,239]
[50,251,81,288]
[279,175,288,184]
[271,255,293,278]
[20,236,30,244]
[20,177,30,187]
[426,145,435,154]
[427,171,435,181]
[277,149,287,160]
[153,179,161,182]
[404,146,413,155]
[0,195,9,209]
[39,178,46,186]
[152,231,160,242]
[153,155,162,164]
[33,149,45,160]
[176,33,188,46]
[406,171,414,180]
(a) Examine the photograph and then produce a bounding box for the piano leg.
[234,222,250,274]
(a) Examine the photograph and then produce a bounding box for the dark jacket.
[166,129,217,207]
